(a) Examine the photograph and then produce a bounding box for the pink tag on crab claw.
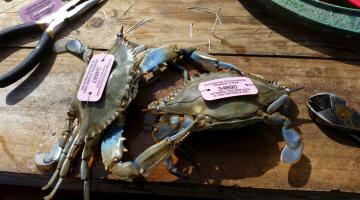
[199,77,258,101]
[18,0,63,23]
[77,54,115,102]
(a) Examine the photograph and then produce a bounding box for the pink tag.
[77,54,115,102]
[198,77,258,101]
[18,0,63,22]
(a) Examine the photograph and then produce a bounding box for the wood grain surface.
[1,0,360,58]
[0,0,359,197]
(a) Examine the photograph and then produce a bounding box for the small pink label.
[19,0,63,23]
[198,77,258,101]
[77,54,115,102]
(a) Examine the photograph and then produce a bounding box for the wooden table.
[0,0,359,199]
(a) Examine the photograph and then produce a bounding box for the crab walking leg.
[108,118,198,181]
[58,111,77,149]
[44,132,84,200]
[35,111,77,169]
[41,129,78,191]
[41,119,79,190]
[81,136,97,200]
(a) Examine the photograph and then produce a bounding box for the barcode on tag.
[77,54,115,102]
[19,0,63,22]
[198,77,258,101]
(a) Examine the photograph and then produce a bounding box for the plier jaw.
[307,93,360,134]
[38,0,102,37]
[0,0,104,87]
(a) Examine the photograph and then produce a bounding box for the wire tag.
[199,77,258,101]
[18,0,63,22]
[77,54,114,102]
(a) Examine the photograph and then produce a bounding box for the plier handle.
[0,0,102,88]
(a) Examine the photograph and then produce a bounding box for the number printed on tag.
[77,54,115,102]
[19,0,63,22]
[198,77,258,101]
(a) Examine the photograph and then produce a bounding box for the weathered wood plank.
[2,172,360,200]
[0,0,360,58]
[1,171,360,200]
[0,48,359,193]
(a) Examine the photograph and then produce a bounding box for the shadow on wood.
[316,124,360,147]
[5,53,56,105]
[288,155,311,187]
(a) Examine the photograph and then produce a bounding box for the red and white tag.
[77,54,115,102]
[198,77,258,101]
[18,0,63,23]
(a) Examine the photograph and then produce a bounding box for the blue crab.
[145,57,304,177]
[34,28,244,199]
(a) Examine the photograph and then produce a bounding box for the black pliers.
[0,0,102,88]
[307,93,360,142]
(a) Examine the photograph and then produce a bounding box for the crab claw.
[282,127,301,149]
[281,142,304,164]
[182,48,242,74]
[150,114,196,177]
[263,111,303,165]
[53,38,92,63]
[101,123,127,171]
[280,125,303,164]
[140,44,181,73]
[106,117,198,181]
